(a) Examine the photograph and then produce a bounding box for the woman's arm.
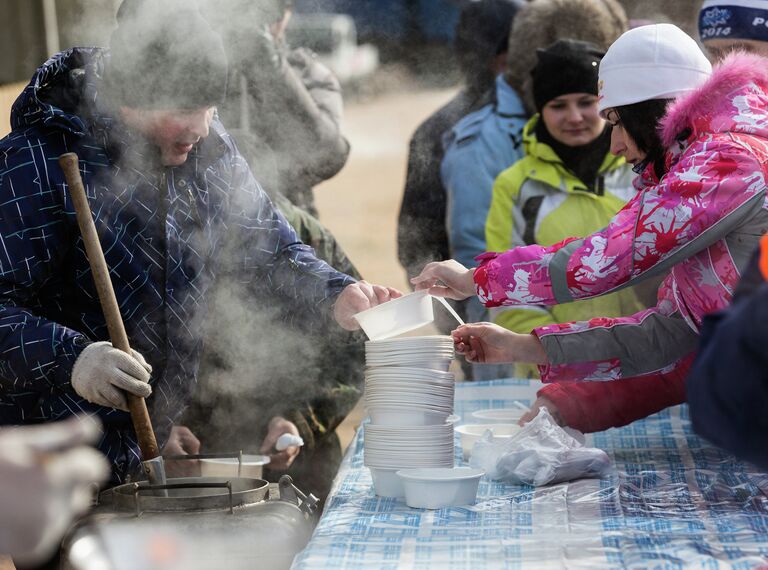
[531,352,693,433]
[475,140,766,307]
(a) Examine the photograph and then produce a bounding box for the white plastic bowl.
[370,467,405,497]
[397,468,484,509]
[354,291,433,340]
[455,424,521,460]
[470,408,527,424]
[199,454,271,478]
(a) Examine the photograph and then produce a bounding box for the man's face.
[121,107,215,166]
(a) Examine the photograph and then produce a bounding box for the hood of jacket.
[661,51,768,148]
[505,0,626,112]
[11,47,107,136]
[12,48,227,169]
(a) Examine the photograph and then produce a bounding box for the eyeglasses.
[605,110,622,129]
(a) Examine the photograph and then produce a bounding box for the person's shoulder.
[443,104,495,152]
[494,155,534,194]
[0,125,68,172]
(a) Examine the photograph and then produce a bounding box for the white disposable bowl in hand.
[199,455,271,478]
[455,424,522,460]
[397,467,484,509]
[354,291,433,340]
[470,408,527,424]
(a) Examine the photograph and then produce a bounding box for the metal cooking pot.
[61,475,317,570]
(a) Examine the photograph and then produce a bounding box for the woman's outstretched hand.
[410,260,475,300]
[451,323,549,365]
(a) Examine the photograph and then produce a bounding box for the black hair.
[614,99,671,178]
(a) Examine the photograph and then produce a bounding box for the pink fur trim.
[660,51,768,146]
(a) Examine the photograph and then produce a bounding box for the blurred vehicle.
[286,13,379,83]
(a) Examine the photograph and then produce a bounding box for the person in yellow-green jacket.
[485,39,645,377]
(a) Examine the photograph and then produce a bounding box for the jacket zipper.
[159,170,169,316]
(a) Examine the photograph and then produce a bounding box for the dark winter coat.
[0,48,352,482]
[687,236,768,469]
[397,86,492,280]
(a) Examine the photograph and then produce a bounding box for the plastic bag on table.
[469,408,612,486]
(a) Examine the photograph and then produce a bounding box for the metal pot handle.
[278,475,319,516]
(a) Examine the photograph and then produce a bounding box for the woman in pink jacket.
[413,23,768,431]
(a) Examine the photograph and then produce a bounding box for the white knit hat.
[598,23,713,116]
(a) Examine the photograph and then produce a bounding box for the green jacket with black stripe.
[485,115,646,377]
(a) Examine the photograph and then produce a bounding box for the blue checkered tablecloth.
[291,379,768,569]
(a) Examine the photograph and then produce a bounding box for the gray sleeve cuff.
[539,310,700,377]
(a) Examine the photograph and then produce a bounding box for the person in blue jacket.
[687,235,768,470]
[0,1,397,484]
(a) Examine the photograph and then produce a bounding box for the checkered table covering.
[291,379,768,569]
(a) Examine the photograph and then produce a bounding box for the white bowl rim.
[353,291,429,321]
[396,467,485,481]
[455,423,520,436]
[470,408,526,419]
[199,454,271,466]
[365,334,452,345]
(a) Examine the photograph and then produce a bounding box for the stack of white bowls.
[364,423,455,497]
[363,335,456,498]
[364,335,455,372]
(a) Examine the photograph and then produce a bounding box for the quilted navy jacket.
[687,242,768,470]
[0,48,353,482]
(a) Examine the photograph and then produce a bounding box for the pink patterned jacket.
[474,52,768,383]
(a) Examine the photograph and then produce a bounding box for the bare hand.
[452,323,549,364]
[162,425,201,477]
[518,397,564,426]
[333,281,403,330]
[260,417,301,471]
[410,260,475,300]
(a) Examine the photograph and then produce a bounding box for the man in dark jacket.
[687,235,768,470]
[0,1,396,484]
[397,0,523,282]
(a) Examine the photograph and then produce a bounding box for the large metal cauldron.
[60,475,317,570]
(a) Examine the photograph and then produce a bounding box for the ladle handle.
[58,153,161,461]
[433,296,465,327]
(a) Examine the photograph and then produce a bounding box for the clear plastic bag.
[469,408,613,486]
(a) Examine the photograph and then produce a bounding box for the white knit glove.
[71,341,152,411]
[0,416,109,565]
